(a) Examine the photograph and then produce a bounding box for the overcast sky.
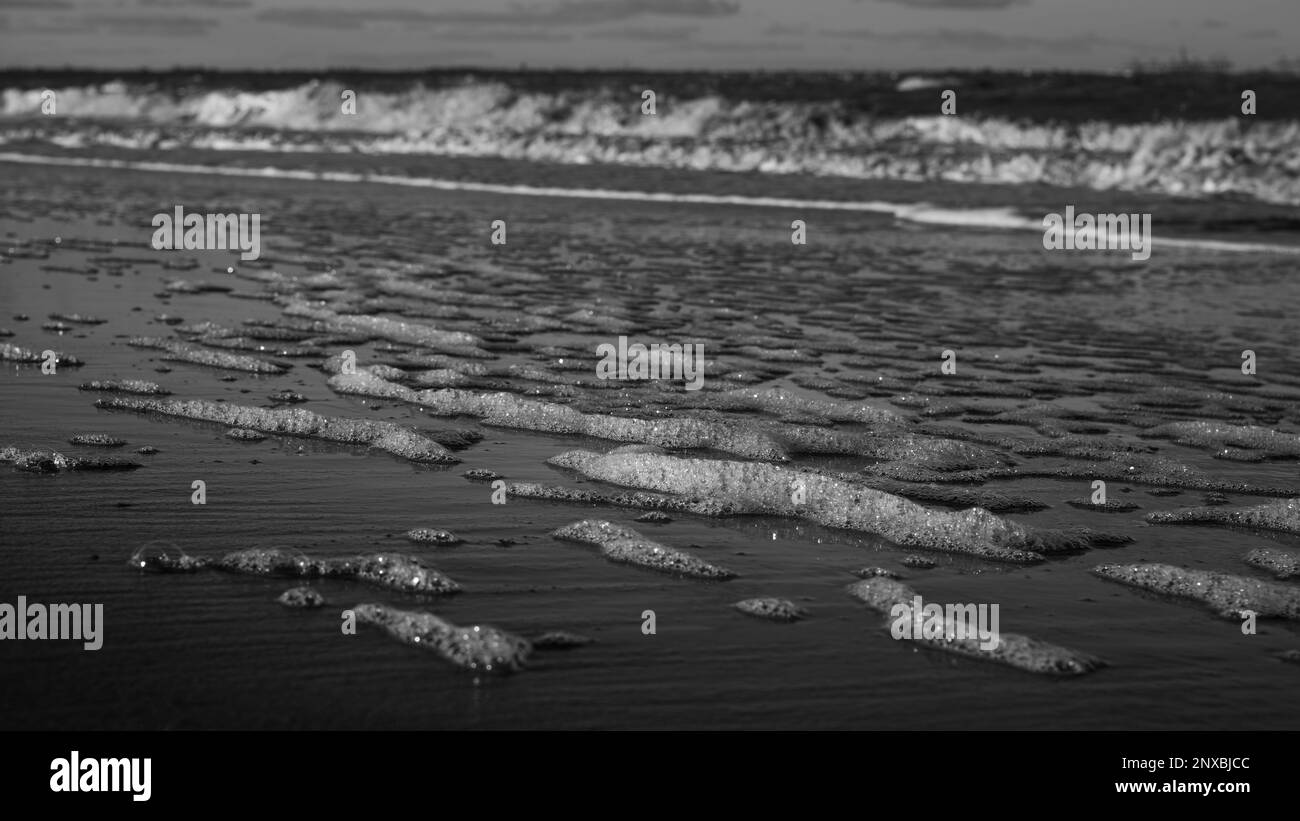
[1,0,1296,71]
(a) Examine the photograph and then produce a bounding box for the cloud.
[0,0,73,7]
[868,0,1029,9]
[824,27,1121,53]
[14,19,97,33]
[430,28,574,41]
[81,14,222,36]
[8,10,220,35]
[259,1,739,29]
[256,9,421,29]
[589,24,698,40]
[330,48,493,67]
[137,0,252,8]
[763,22,808,36]
[528,0,738,23]
[667,39,803,52]
[251,11,573,40]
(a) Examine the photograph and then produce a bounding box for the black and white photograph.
[0,0,1296,801]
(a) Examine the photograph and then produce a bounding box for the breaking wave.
[3,77,1300,205]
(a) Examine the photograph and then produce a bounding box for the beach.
[3,146,1299,729]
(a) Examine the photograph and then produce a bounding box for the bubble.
[129,540,206,572]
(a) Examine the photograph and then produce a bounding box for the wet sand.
[2,159,1299,729]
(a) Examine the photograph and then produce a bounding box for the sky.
[1,0,1296,72]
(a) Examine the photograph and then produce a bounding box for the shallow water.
[1,158,1299,729]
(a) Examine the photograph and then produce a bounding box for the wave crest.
[4,79,1299,204]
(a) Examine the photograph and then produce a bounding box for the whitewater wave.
[3,79,1299,204]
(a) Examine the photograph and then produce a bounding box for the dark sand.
[2,159,1299,729]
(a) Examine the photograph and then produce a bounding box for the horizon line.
[2,64,1293,77]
